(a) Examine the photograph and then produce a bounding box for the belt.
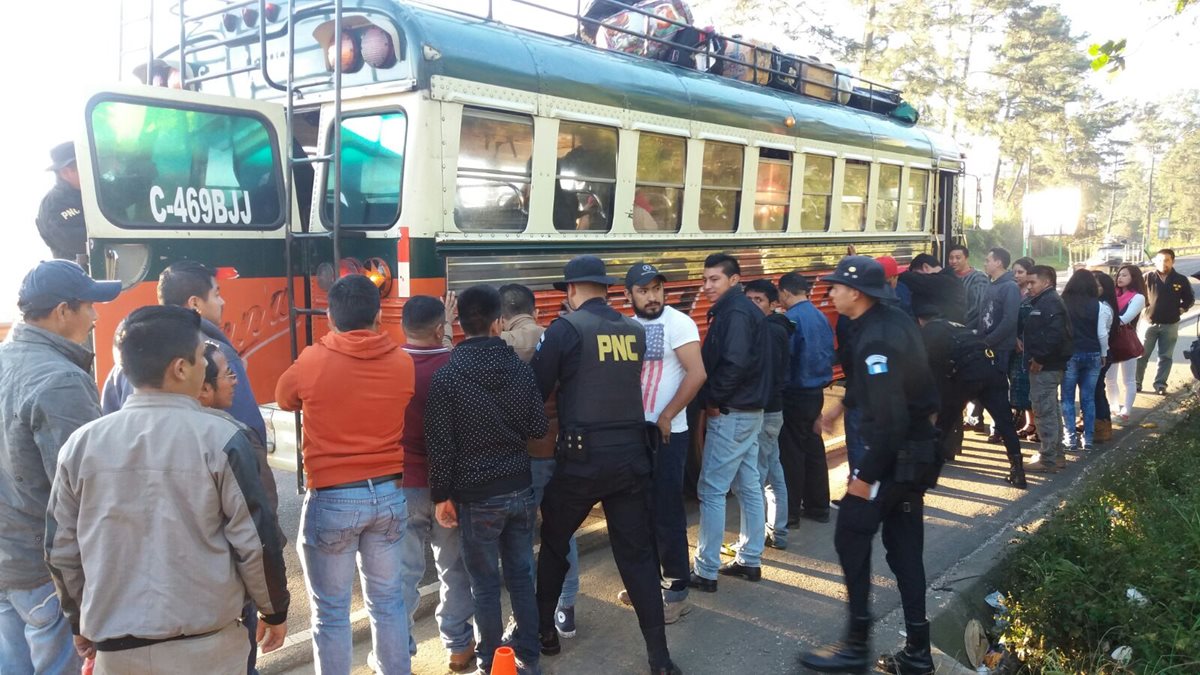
[318,473,403,491]
[585,428,648,446]
[96,627,223,652]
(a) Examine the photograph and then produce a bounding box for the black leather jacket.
[700,286,769,411]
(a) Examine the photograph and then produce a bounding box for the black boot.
[877,621,934,675]
[1005,464,1027,489]
[800,616,870,673]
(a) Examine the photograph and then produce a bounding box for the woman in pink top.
[1106,264,1148,422]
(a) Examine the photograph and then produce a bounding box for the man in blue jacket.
[776,273,835,528]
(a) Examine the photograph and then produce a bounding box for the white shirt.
[1098,302,1113,359]
[634,305,701,433]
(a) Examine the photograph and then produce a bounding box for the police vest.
[558,309,646,433]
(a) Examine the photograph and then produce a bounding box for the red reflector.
[242,7,259,28]
[215,267,240,280]
[263,3,281,22]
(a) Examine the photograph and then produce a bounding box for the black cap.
[554,255,618,291]
[47,142,76,172]
[18,260,122,313]
[625,262,666,288]
[821,256,894,300]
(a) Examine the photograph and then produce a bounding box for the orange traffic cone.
[492,645,518,675]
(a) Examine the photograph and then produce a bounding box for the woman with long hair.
[1010,257,1037,438]
[1091,270,1120,442]
[1060,269,1112,452]
[1105,263,1148,422]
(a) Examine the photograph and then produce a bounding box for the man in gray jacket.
[948,244,991,330]
[0,260,120,675]
[46,306,289,674]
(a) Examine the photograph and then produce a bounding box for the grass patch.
[997,403,1200,673]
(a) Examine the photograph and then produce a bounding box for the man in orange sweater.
[276,274,415,674]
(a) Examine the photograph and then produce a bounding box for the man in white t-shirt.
[613,262,707,624]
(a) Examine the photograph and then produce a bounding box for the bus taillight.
[241,7,258,29]
[263,3,281,23]
[326,31,363,74]
[360,26,396,69]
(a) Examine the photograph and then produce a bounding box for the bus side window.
[875,163,901,232]
[906,168,930,232]
[800,154,833,232]
[754,148,791,232]
[698,141,743,233]
[840,160,870,232]
[633,133,685,233]
[455,108,534,233]
[554,122,617,232]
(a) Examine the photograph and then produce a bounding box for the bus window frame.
[553,120,620,234]
[875,162,902,232]
[698,140,745,234]
[799,152,835,232]
[839,159,871,233]
[633,131,688,234]
[317,106,409,231]
[904,167,931,232]
[453,106,536,234]
[752,148,792,233]
[84,93,287,232]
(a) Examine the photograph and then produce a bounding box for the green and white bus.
[80,0,963,474]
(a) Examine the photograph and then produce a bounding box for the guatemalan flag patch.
[865,354,889,375]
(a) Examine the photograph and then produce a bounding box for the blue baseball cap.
[18,260,122,313]
[554,255,618,291]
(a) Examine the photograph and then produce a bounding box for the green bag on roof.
[890,102,919,124]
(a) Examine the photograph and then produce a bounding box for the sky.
[1,0,1196,321]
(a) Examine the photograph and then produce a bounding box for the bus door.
[76,85,299,405]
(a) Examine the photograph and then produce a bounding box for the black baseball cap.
[554,255,618,291]
[625,262,666,288]
[821,256,894,300]
[18,260,122,313]
[47,141,76,172]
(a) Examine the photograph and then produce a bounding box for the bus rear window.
[88,99,283,229]
[323,111,407,228]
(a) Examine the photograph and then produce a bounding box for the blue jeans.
[1062,352,1103,448]
[458,488,540,674]
[400,487,474,656]
[299,479,410,675]
[530,458,578,608]
[757,412,788,545]
[0,580,81,675]
[695,410,765,579]
[1137,322,1180,390]
[845,405,867,474]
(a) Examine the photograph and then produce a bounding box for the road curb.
[873,382,1196,670]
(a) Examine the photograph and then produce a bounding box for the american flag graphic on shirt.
[642,323,667,412]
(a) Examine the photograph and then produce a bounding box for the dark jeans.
[779,388,829,517]
[1094,363,1112,421]
[537,463,670,670]
[242,603,258,674]
[458,488,540,672]
[939,371,1022,468]
[835,483,927,625]
[652,430,691,601]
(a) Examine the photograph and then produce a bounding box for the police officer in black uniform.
[36,142,88,264]
[531,255,681,675]
[801,257,939,675]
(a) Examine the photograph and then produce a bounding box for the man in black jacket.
[1022,265,1072,473]
[897,253,966,324]
[690,253,770,592]
[1137,249,1196,395]
[427,285,549,675]
[801,257,940,675]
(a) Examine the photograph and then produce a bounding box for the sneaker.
[1116,413,1130,424]
[765,532,788,550]
[554,605,576,639]
[501,615,518,645]
[617,589,633,607]
[663,599,692,624]
[720,542,739,557]
[1155,386,1167,395]
[1024,459,1059,473]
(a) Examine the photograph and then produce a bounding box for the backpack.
[596,0,694,60]
[941,320,998,379]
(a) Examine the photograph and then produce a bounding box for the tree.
[1089,0,1198,73]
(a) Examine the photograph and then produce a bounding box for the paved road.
[266,257,1200,674]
